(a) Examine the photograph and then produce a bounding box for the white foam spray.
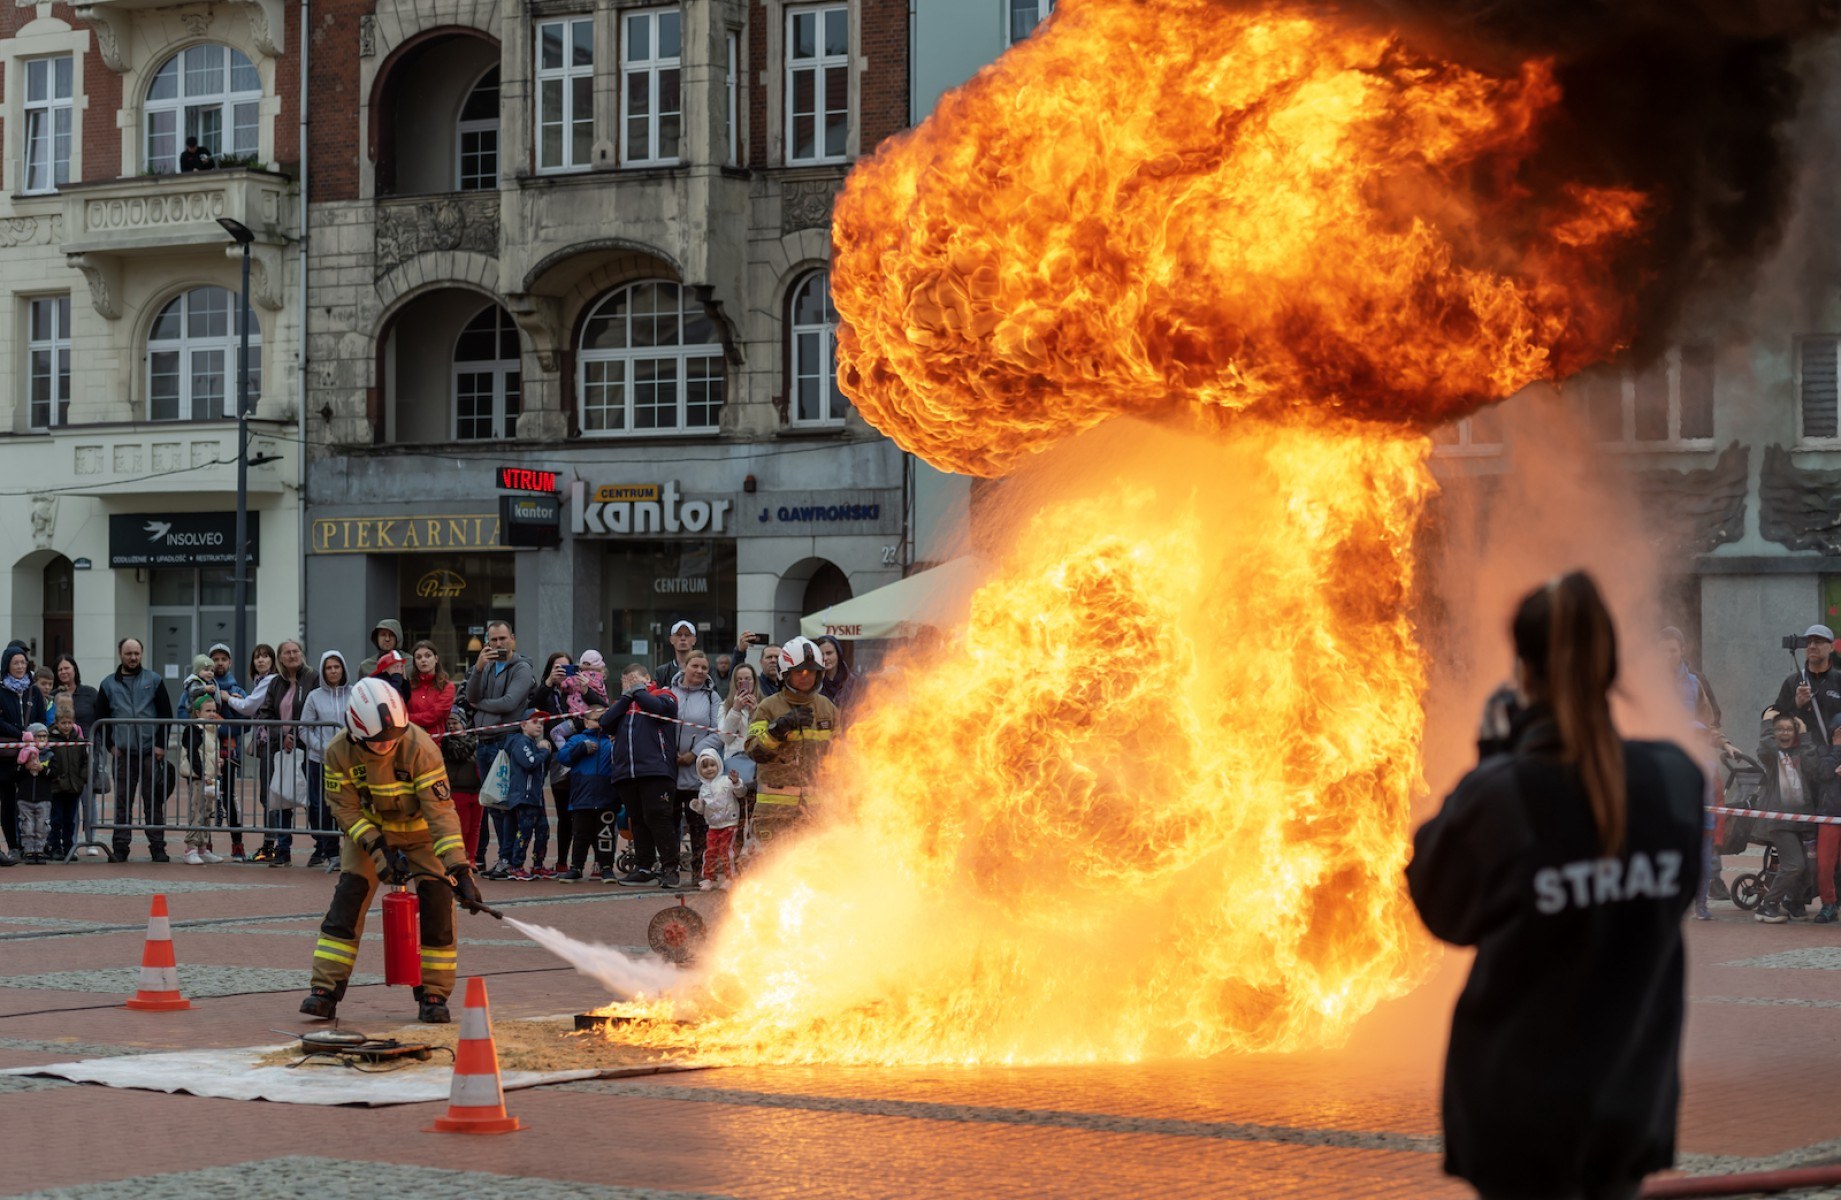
[505,917,690,1002]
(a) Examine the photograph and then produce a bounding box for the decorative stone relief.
[85,189,228,233]
[191,441,220,467]
[780,179,838,235]
[74,447,103,477]
[505,293,562,373]
[114,445,143,474]
[1761,444,1841,554]
[29,496,57,551]
[153,442,183,471]
[177,8,211,36]
[66,254,122,320]
[242,0,282,58]
[374,195,500,281]
[72,5,131,71]
[359,14,376,57]
[1631,441,1748,556]
[0,216,61,247]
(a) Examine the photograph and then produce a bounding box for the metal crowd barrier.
[79,717,342,861]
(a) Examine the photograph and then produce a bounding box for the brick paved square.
[0,966,382,996]
[0,879,285,896]
[14,1157,736,1200]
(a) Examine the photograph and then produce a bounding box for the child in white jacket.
[689,747,743,890]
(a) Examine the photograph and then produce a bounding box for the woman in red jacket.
[406,641,455,737]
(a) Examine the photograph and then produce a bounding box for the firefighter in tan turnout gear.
[300,677,485,1024]
[746,637,838,846]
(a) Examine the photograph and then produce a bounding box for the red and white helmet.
[345,676,408,746]
[778,637,824,695]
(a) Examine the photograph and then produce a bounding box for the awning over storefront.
[801,557,985,641]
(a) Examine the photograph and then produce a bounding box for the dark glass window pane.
[1679,345,1715,440]
[792,11,815,58]
[541,23,564,70]
[1633,367,1669,442]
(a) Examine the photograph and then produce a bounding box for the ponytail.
[1513,572,1626,854]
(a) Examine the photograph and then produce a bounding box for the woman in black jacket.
[52,655,99,732]
[1407,572,1704,1200]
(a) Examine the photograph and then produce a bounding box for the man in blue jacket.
[602,663,682,888]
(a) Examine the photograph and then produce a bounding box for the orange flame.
[601,0,1647,1065]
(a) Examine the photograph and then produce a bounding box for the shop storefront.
[109,512,261,683]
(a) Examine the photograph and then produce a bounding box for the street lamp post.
[217,218,255,680]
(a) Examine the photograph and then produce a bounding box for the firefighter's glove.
[768,712,805,740]
[361,836,396,884]
[450,866,487,915]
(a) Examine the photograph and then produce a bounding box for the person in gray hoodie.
[668,651,726,882]
[296,650,352,868]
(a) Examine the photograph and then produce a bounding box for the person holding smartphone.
[1406,573,1704,1200]
[460,621,535,796]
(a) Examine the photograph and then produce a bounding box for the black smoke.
[1343,0,1840,356]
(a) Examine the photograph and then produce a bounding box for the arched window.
[578,281,724,435]
[789,270,849,425]
[148,286,260,421]
[145,45,261,173]
[453,304,521,440]
[456,67,499,191]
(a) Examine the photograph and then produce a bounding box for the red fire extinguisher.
[382,886,422,987]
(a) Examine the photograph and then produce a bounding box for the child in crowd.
[492,709,552,881]
[32,665,53,706]
[563,649,609,714]
[45,697,86,861]
[557,706,615,882]
[15,721,52,863]
[441,710,484,867]
[689,747,742,890]
[179,654,217,714]
[177,694,228,865]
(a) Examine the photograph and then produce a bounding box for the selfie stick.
[1793,645,1829,740]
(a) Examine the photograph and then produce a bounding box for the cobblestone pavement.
[0,854,1836,1198]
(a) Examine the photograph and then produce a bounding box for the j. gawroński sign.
[109,512,259,568]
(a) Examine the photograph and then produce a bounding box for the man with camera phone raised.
[1768,625,1841,737]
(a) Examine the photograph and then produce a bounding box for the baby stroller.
[1718,744,1821,912]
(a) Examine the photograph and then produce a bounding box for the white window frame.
[784,3,849,166]
[535,17,595,174]
[146,287,261,422]
[621,7,682,167]
[1008,0,1056,44]
[455,67,500,191]
[577,281,726,437]
[1574,346,1718,452]
[26,295,71,430]
[1430,415,1503,459]
[725,29,740,167]
[144,44,262,174]
[789,270,850,426]
[22,56,73,195]
[451,306,521,441]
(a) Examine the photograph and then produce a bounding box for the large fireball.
[603,0,1651,1064]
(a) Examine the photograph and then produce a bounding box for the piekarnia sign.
[109,512,259,568]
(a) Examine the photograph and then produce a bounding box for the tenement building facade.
[302,0,912,667]
[0,0,304,680]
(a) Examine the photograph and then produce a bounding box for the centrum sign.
[109,512,259,568]
[572,481,732,537]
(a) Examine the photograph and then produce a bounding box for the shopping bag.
[267,746,309,811]
[90,754,112,795]
[479,750,513,810]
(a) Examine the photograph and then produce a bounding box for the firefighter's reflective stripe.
[757,790,804,806]
[420,948,458,966]
[432,834,464,856]
[376,815,430,834]
[347,817,379,842]
[411,767,446,790]
[748,724,834,750]
[314,936,359,966]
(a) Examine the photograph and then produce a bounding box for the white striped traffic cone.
[123,894,191,1012]
[427,977,522,1134]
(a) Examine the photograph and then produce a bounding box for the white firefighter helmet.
[345,676,408,746]
[778,637,824,695]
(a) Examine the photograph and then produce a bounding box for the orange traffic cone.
[124,894,191,1012]
[427,977,522,1134]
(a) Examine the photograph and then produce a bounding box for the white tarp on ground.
[800,556,985,641]
[0,1049,697,1107]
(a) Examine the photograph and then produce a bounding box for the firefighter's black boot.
[413,985,450,1024]
[299,987,338,1020]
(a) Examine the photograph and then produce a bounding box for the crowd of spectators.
[0,620,854,885]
